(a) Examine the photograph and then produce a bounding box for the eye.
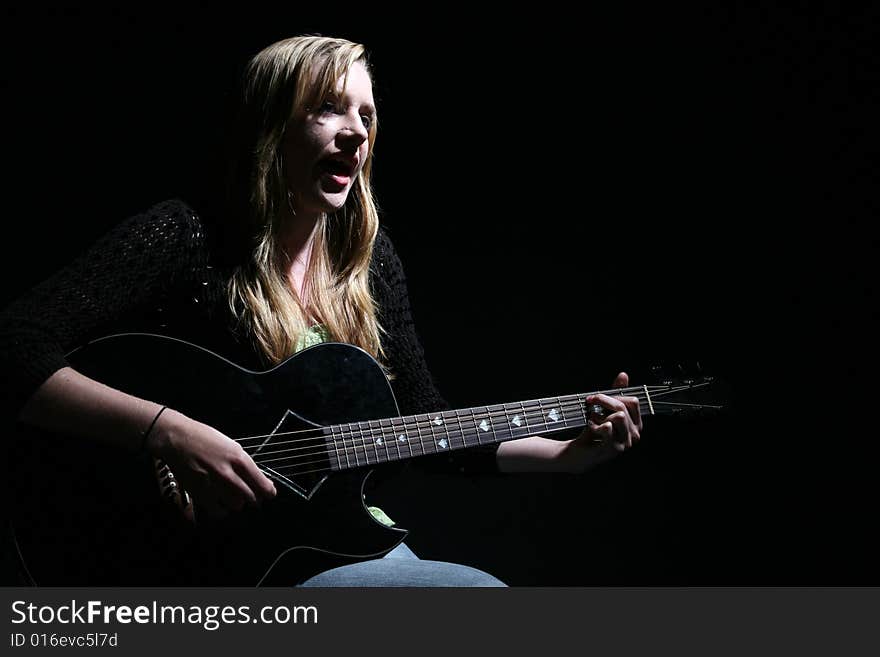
[360,114,374,130]
[318,100,339,114]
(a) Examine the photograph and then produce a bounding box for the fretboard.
[324,390,648,471]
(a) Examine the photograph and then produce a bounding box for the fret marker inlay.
[548,409,560,422]
[397,434,408,443]
[479,419,490,432]
[511,415,523,427]
[375,437,383,445]
[432,416,444,426]
[437,438,448,449]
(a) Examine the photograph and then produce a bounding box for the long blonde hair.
[223,36,384,366]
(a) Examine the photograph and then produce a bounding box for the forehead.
[335,61,375,105]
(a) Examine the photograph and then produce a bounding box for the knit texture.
[0,198,498,474]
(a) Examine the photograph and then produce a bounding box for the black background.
[0,5,875,584]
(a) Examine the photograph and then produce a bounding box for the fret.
[394,416,415,459]
[578,393,589,425]
[486,404,503,444]
[412,414,428,455]
[336,424,350,470]
[505,402,524,439]
[364,420,376,464]
[437,410,455,449]
[453,409,469,449]
[367,420,388,464]
[537,398,559,434]
[518,400,533,438]
[473,406,490,446]
[424,412,437,453]
[330,428,343,471]
[427,412,448,453]
[443,409,463,449]
[561,395,577,428]
[382,417,402,462]
[554,395,577,431]
[376,418,392,463]
[569,394,587,429]
[345,422,357,466]
[347,421,361,465]
[470,407,484,446]
[554,396,566,426]
[341,424,353,470]
[357,421,374,465]
[467,408,479,448]
[346,422,361,468]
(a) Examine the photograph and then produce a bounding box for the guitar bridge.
[154,458,194,523]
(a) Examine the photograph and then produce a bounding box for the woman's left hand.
[561,372,643,473]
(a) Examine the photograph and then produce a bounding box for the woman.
[0,36,641,586]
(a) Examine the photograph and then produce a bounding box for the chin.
[319,191,352,213]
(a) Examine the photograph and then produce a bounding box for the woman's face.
[283,60,375,219]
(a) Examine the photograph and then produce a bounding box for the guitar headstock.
[644,361,728,418]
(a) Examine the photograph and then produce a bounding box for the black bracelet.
[142,406,168,452]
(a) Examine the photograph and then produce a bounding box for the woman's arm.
[498,373,643,473]
[3,200,275,513]
[20,368,276,515]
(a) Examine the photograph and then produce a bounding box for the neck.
[279,213,321,267]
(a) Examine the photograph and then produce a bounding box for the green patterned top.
[294,324,331,352]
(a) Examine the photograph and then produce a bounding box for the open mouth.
[320,159,355,177]
[317,157,356,189]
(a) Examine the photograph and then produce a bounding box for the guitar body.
[8,334,407,586]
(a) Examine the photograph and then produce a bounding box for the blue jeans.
[298,543,507,587]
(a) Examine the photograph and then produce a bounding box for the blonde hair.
[223,35,384,366]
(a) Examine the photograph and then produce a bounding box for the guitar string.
[236,382,710,460]
[250,396,657,470]
[237,388,704,469]
[231,385,654,446]
[232,383,700,449]
[246,393,637,457]
[253,384,718,474]
[254,404,600,463]
[243,392,651,462]
[252,397,607,467]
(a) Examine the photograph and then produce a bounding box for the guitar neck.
[325,387,654,471]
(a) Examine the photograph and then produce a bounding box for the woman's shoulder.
[121,198,206,237]
[99,198,215,259]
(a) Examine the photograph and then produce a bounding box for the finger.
[587,393,628,415]
[233,452,278,502]
[613,372,629,388]
[620,395,643,432]
[215,468,259,512]
[605,410,634,448]
[587,419,614,442]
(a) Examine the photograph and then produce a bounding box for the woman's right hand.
[144,408,277,517]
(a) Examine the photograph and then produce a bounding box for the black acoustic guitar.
[7,333,721,586]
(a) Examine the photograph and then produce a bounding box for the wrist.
[142,406,178,456]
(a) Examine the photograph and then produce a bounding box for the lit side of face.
[283,60,376,220]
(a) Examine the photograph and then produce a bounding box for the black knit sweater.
[0,198,499,474]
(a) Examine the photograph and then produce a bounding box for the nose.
[337,110,369,147]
